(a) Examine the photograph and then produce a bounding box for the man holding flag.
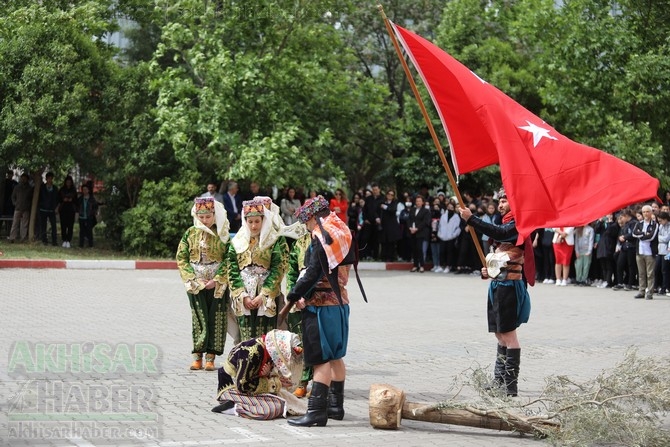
[458,188,531,397]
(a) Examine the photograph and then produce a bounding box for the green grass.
[0,224,171,260]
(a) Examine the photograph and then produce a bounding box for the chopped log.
[368,383,405,429]
[369,384,559,437]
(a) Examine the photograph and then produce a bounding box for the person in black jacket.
[408,195,431,272]
[594,214,619,288]
[379,190,402,262]
[284,196,353,427]
[38,172,59,246]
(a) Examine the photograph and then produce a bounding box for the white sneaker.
[561,279,568,286]
[542,279,549,284]
[66,241,71,248]
[555,280,562,286]
[545,279,555,284]
[434,267,444,273]
[443,267,451,273]
[62,241,67,247]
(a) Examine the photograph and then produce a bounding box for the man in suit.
[223,181,243,233]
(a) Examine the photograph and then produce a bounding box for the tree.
[0,1,117,239]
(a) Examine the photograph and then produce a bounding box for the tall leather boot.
[485,345,506,391]
[287,381,328,427]
[504,348,521,397]
[327,380,345,420]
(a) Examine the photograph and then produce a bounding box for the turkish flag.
[391,22,660,242]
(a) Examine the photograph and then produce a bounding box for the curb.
[0,259,416,271]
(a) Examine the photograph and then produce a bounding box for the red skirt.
[553,242,574,265]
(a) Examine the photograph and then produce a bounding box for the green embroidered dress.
[228,236,289,340]
[176,226,229,356]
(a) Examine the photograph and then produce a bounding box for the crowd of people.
[264,182,670,302]
[3,170,99,248]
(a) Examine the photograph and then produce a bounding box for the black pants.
[616,248,637,287]
[79,218,94,247]
[39,210,57,245]
[599,256,614,286]
[60,211,75,242]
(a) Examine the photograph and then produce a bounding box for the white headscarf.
[190,199,230,243]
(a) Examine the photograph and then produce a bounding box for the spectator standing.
[654,212,670,296]
[201,181,224,203]
[613,210,638,291]
[573,224,595,286]
[632,205,658,300]
[552,227,575,286]
[346,192,362,236]
[2,170,17,223]
[8,173,32,243]
[429,198,443,271]
[379,190,402,262]
[280,187,301,226]
[329,189,348,223]
[38,172,59,246]
[58,175,77,248]
[455,203,482,274]
[360,184,383,260]
[539,229,556,284]
[223,181,243,233]
[407,195,431,272]
[436,202,461,273]
[77,184,98,248]
[594,214,619,288]
[241,181,262,201]
[481,202,501,254]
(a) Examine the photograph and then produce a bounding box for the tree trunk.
[369,384,558,437]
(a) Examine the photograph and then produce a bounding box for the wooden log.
[369,384,558,437]
[368,383,405,429]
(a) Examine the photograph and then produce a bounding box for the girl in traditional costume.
[285,229,314,397]
[176,197,231,371]
[228,198,289,340]
[212,329,305,420]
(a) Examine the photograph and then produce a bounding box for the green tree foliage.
[532,0,669,185]
[148,0,394,191]
[0,2,115,172]
[122,178,201,257]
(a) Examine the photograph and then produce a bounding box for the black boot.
[485,345,506,391]
[211,400,234,413]
[327,380,345,420]
[287,381,328,427]
[504,348,521,397]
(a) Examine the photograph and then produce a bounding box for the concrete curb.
[0,259,417,270]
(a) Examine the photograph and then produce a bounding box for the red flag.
[391,22,659,242]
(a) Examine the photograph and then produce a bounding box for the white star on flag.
[519,121,558,147]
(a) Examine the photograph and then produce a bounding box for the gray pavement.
[1,268,669,447]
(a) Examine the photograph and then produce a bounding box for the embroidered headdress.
[242,199,266,217]
[194,197,215,214]
[295,196,330,224]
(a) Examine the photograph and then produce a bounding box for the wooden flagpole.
[377,5,486,265]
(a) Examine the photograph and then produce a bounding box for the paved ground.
[0,268,668,447]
